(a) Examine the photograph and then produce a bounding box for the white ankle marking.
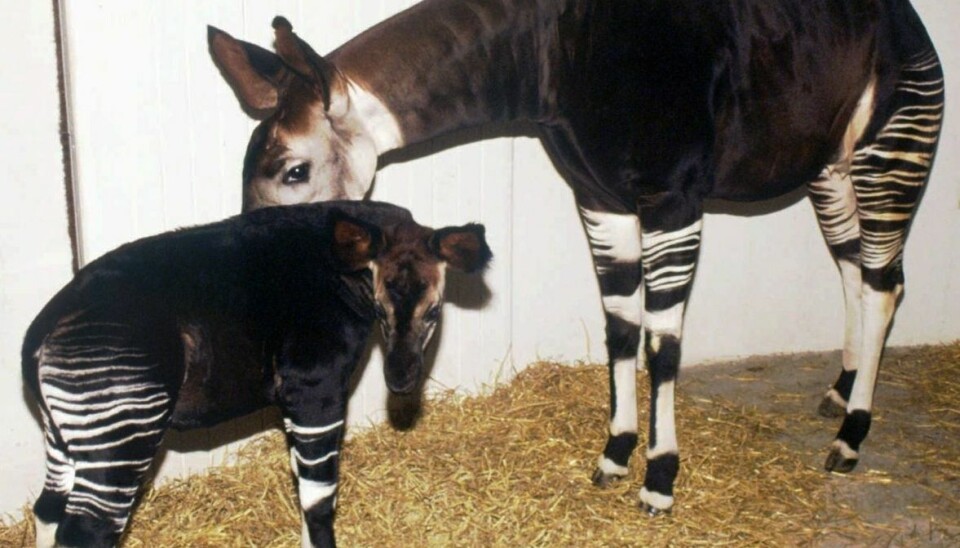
[639,487,674,511]
[831,439,859,460]
[825,388,848,409]
[597,456,629,477]
[34,516,58,548]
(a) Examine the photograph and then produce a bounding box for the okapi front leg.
[638,216,703,515]
[284,415,345,548]
[577,204,643,487]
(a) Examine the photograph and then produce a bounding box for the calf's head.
[331,212,492,394]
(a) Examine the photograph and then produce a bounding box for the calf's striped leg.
[637,213,702,515]
[35,319,176,547]
[577,204,643,487]
[825,51,944,472]
[285,416,344,548]
[33,408,72,548]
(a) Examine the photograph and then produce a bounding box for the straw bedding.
[2,342,958,546]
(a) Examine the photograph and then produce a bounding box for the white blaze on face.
[415,264,445,350]
[373,259,446,352]
[274,119,369,203]
[246,93,392,208]
[242,74,407,211]
[370,263,396,340]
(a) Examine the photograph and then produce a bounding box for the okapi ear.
[272,16,347,115]
[329,211,385,272]
[208,25,287,114]
[428,224,493,273]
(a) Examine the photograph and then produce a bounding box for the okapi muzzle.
[371,221,492,394]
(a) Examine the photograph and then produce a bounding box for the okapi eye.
[424,304,441,322]
[282,163,310,185]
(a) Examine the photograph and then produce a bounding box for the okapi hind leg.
[825,50,944,473]
[53,395,171,548]
[637,209,703,515]
[576,203,644,488]
[35,315,178,547]
[34,409,72,548]
[808,163,863,419]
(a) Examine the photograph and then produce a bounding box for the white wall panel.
[0,0,75,521]
[2,0,957,516]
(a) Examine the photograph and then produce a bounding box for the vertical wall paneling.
[0,0,75,519]
[2,0,957,515]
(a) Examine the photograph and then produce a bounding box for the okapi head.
[333,211,492,394]
[209,17,385,212]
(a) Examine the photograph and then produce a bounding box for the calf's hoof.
[638,487,673,517]
[591,467,626,488]
[640,502,672,517]
[824,444,859,473]
[817,394,846,418]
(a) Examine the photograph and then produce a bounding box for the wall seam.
[52,0,82,272]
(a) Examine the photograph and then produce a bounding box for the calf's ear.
[428,224,493,273]
[330,212,384,272]
[208,25,288,115]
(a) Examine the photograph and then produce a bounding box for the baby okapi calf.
[22,201,491,548]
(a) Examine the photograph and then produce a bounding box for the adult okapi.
[208,0,944,515]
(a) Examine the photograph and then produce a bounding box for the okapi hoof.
[639,487,674,517]
[824,446,859,473]
[817,394,846,418]
[591,467,626,488]
[640,502,672,518]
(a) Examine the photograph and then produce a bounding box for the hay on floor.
[2,343,958,546]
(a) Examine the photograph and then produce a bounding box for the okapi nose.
[384,344,423,395]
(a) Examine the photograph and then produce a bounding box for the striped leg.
[637,207,702,515]
[577,204,644,487]
[33,408,72,548]
[36,318,176,547]
[284,416,345,548]
[825,51,944,472]
[808,162,863,418]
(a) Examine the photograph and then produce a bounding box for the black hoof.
[824,448,858,473]
[817,396,846,418]
[640,502,672,517]
[591,468,625,488]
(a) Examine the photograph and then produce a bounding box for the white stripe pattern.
[852,51,943,272]
[641,220,703,294]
